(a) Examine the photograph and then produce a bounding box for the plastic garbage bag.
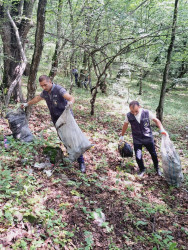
[161,135,183,187]
[55,106,92,162]
[6,108,34,142]
[118,141,133,157]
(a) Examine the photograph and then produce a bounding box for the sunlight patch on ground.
[107,142,118,153]
[93,131,107,140]
[0,156,17,162]
[143,193,167,207]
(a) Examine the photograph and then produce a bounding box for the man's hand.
[67,101,73,108]
[119,136,124,142]
[152,118,168,136]
[160,129,168,136]
[21,103,28,109]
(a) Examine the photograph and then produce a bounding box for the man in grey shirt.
[22,75,86,173]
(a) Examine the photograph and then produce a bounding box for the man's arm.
[152,118,167,135]
[121,122,129,136]
[63,93,75,104]
[22,96,43,108]
[119,122,129,141]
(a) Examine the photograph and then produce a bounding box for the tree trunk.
[26,0,47,116]
[5,10,27,106]
[49,0,63,81]
[139,78,142,95]
[90,81,100,115]
[82,3,91,68]
[156,0,179,122]
[177,40,187,78]
[0,1,35,99]
[49,43,59,81]
[68,0,76,92]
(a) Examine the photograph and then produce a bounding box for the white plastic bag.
[161,135,183,187]
[55,107,92,162]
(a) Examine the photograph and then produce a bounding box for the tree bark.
[49,0,63,81]
[156,0,179,122]
[0,1,35,96]
[5,10,27,106]
[26,0,47,116]
[67,0,76,92]
[176,40,187,78]
[83,2,91,68]
[139,78,143,95]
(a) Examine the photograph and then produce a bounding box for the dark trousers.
[74,73,78,85]
[77,154,84,164]
[134,142,158,171]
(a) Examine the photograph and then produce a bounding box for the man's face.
[130,105,140,116]
[40,80,52,92]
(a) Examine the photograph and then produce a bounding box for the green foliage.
[84,231,94,250]
[148,231,178,250]
[0,166,12,195]
[43,145,60,163]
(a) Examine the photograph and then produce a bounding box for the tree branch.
[7,10,27,62]
[5,10,27,106]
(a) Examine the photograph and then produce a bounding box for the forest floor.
[0,78,188,249]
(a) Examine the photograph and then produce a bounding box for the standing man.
[22,75,86,173]
[120,101,167,177]
[72,68,78,85]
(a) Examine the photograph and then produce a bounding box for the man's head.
[129,101,140,116]
[39,75,52,92]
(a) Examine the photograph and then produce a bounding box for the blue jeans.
[134,142,158,171]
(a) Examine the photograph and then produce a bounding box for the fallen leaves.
[0,101,187,249]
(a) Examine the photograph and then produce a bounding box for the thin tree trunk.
[67,0,76,93]
[176,40,187,78]
[49,0,63,81]
[139,78,142,95]
[26,0,47,117]
[90,77,101,115]
[90,55,102,115]
[68,0,75,81]
[83,3,91,68]
[156,0,179,121]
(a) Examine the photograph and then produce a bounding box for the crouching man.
[120,101,167,177]
[22,75,86,173]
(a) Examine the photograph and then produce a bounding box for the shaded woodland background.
[0,0,187,119]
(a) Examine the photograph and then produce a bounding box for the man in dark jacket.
[22,75,86,173]
[72,68,78,85]
[119,101,167,177]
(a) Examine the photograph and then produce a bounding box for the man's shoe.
[137,170,146,177]
[156,169,162,176]
[79,163,86,173]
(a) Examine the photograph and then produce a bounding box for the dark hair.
[129,101,140,108]
[39,75,51,82]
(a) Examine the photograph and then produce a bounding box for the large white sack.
[55,106,92,162]
[161,135,183,187]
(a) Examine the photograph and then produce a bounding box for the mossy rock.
[43,146,64,164]
[24,214,38,224]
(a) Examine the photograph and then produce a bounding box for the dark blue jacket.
[41,84,67,124]
[127,109,153,144]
